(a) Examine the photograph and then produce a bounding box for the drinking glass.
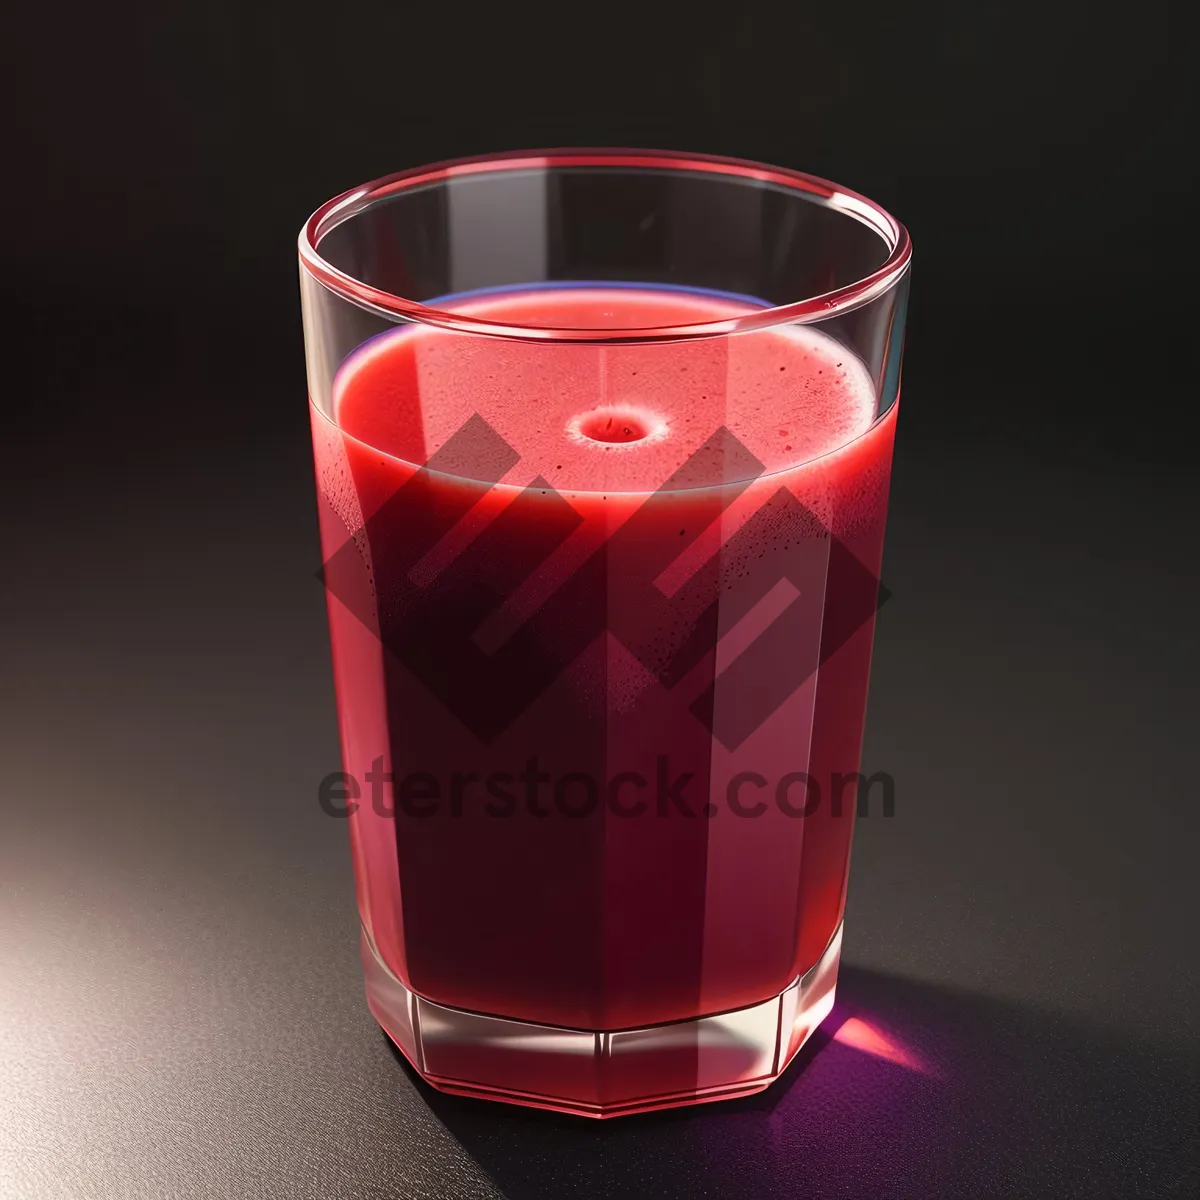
[299,150,910,1117]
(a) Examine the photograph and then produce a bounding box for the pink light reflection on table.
[830,1013,937,1077]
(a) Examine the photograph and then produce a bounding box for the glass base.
[362,923,841,1119]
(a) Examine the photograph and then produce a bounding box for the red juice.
[311,286,895,1104]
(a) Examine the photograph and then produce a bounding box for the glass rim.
[298,149,912,345]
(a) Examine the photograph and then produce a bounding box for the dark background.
[7,0,1193,462]
[3,3,1196,1197]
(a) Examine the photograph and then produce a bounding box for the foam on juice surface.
[331,288,880,496]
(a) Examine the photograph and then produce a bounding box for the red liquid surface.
[312,287,895,1031]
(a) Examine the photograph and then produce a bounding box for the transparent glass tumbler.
[299,150,910,1117]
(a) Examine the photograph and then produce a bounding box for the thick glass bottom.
[362,923,842,1118]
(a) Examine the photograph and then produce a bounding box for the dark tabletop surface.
[3,343,1198,1198]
